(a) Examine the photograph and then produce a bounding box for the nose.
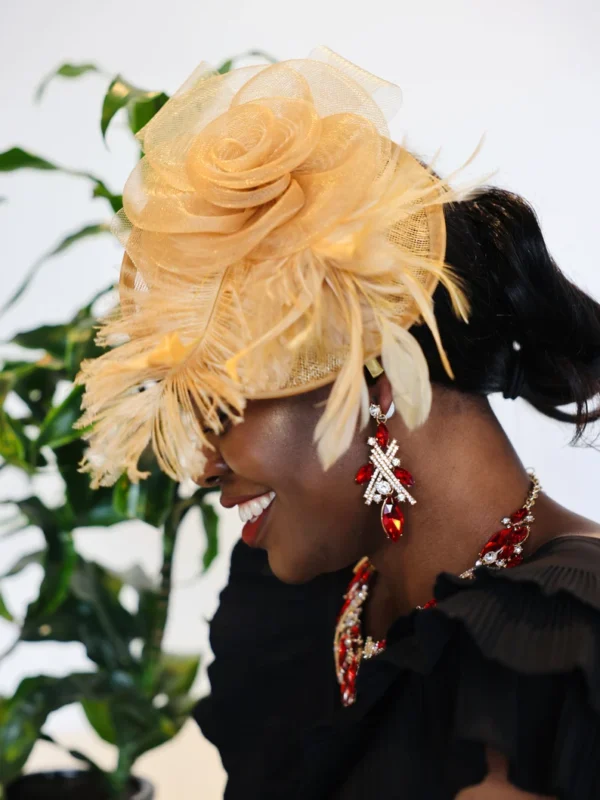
[193,441,231,489]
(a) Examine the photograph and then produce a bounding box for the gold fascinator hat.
[76,46,471,487]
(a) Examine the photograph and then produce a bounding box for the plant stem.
[139,499,180,694]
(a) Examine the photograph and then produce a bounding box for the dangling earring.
[354,401,416,542]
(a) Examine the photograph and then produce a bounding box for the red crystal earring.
[354,402,416,542]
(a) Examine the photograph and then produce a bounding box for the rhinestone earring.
[354,401,416,541]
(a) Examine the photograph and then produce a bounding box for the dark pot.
[7,771,154,800]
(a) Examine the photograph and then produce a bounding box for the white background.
[1,0,599,795]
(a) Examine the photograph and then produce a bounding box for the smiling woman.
[75,48,600,800]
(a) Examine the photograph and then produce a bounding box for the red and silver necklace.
[334,470,541,707]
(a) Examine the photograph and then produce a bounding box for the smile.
[237,491,276,524]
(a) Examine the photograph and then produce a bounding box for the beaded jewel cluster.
[334,471,541,707]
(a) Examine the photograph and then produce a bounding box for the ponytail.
[410,187,600,442]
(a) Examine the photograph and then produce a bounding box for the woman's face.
[195,383,387,584]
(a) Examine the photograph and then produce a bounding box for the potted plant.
[0,49,274,799]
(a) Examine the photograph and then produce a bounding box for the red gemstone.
[422,599,437,609]
[506,526,528,545]
[350,625,360,638]
[351,563,371,587]
[375,423,389,448]
[345,664,357,684]
[498,545,515,562]
[506,552,524,567]
[381,496,405,542]
[355,463,374,485]
[511,508,528,524]
[393,467,415,487]
[337,600,350,621]
[480,528,511,557]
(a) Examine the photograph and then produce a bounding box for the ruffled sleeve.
[193,541,352,800]
[415,534,600,798]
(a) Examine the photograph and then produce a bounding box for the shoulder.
[418,534,600,799]
[434,532,600,622]
[424,533,600,678]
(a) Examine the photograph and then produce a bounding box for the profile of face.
[194,380,398,584]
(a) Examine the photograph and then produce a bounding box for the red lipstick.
[241,501,274,547]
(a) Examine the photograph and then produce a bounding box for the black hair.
[397,187,600,444]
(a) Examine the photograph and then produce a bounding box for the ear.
[371,373,394,418]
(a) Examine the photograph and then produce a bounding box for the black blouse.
[194,534,600,799]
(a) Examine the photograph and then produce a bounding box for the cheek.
[222,399,378,582]
[225,402,317,488]
[267,438,377,581]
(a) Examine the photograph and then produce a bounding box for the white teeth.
[250,499,263,517]
[237,491,276,523]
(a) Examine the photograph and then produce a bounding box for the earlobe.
[371,374,395,420]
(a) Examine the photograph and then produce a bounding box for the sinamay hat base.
[76,47,471,487]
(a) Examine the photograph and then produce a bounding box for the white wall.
[1,0,599,767]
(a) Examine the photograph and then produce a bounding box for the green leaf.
[14,499,77,630]
[92,180,122,213]
[45,223,111,259]
[35,62,102,103]
[81,698,117,745]
[11,325,68,358]
[139,470,177,528]
[127,92,169,136]
[0,673,105,785]
[113,459,176,528]
[0,144,121,219]
[25,528,76,620]
[0,590,13,622]
[217,59,233,75]
[0,147,58,172]
[54,439,127,529]
[101,76,168,141]
[21,559,141,672]
[9,494,71,528]
[157,653,200,698]
[200,499,219,572]
[37,384,84,450]
[64,318,104,379]
[0,223,110,318]
[1,358,64,423]
[74,284,114,320]
[0,410,31,472]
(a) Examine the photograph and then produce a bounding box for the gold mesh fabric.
[76,47,471,487]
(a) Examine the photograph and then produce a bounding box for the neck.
[366,393,556,625]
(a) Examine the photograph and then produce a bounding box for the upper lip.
[219,492,273,509]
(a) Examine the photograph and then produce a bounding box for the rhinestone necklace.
[334,470,541,707]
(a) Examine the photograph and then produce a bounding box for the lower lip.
[241,500,274,547]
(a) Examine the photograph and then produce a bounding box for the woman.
[76,49,600,798]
